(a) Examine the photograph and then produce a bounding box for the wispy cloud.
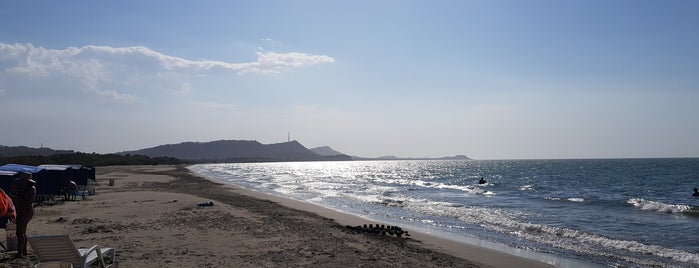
[0,42,334,102]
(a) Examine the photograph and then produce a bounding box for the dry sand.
[1,165,552,267]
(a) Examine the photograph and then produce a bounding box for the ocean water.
[188,158,699,267]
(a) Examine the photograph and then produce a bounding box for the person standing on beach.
[10,172,36,258]
[0,188,16,227]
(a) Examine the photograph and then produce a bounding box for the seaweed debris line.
[345,224,411,237]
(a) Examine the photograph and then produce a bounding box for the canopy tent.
[0,164,97,198]
[0,164,43,174]
[0,170,17,194]
[0,164,64,196]
[37,165,95,185]
[67,165,96,197]
[37,165,73,196]
[68,165,95,186]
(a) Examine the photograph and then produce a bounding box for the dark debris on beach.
[345,224,411,237]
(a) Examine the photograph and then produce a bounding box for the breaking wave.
[627,198,691,214]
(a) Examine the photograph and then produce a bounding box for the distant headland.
[118,140,470,162]
[1,140,470,164]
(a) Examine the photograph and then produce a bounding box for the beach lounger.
[28,235,115,268]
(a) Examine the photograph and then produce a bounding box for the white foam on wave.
[627,198,691,213]
[401,198,699,267]
[544,196,585,203]
[519,184,534,191]
[384,178,488,195]
[485,218,699,267]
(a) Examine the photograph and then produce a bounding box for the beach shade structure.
[0,164,52,199]
[38,165,75,196]
[0,170,18,194]
[61,165,97,197]
[66,165,96,186]
[0,164,47,191]
[0,164,66,197]
[0,163,44,174]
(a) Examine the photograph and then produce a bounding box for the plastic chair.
[28,235,115,268]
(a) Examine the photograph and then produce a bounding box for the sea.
[188,158,699,268]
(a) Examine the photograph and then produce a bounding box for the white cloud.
[237,51,335,74]
[0,42,334,102]
[67,44,334,73]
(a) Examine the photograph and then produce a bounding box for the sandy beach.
[1,165,552,267]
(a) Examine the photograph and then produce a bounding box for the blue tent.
[0,164,43,174]
[0,164,64,196]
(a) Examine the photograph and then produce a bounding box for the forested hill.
[0,145,74,157]
[0,145,183,166]
[119,140,352,162]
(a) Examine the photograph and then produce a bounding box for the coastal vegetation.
[0,151,186,167]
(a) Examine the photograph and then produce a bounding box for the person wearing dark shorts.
[11,172,36,258]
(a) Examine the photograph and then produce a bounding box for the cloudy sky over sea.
[1,1,697,159]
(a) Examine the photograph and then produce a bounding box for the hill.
[0,145,184,166]
[0,145,74,157]
[120,140,352,162]
[310,146,345,156]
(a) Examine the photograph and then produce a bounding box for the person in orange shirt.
[0,187,16,223]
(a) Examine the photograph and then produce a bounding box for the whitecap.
[519,185,534,191]
[627,198,691,213]
[482,216,699,267]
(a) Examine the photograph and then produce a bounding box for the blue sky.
[1,1,698,159]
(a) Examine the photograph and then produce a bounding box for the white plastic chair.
[28,235,115,268]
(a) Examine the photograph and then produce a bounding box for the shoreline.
[197,166,557,268]
[2,165,554,267]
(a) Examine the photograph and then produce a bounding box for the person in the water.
[478,177,487,184]
[693,188,699,197]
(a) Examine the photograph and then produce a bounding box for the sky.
[1,1,698,160]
